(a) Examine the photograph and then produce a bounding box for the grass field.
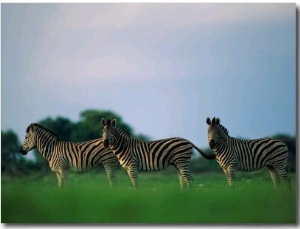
[1,169,297,224]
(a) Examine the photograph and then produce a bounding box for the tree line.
[1,109,296,177]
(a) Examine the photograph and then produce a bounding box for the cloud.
[1,3,295,148]
[53,3,293,32]
[60,43,151,81]
[29,3,295,86]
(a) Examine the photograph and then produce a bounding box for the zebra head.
[101,118,117,148]
[20,124,38,155]
[206,117,222,149]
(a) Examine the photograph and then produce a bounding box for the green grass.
[1,170,297,224]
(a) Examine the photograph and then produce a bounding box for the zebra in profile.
[101,118,215,189]
[206,117,291,188]
[20,123,119,188]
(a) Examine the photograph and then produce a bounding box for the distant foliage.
[38,109,150,142]
[1,130,35,175]
[272,134,296,172]
[70,110,133,142]
[1,110,296,176]
[1,130,20,172]
[39,117,74,141]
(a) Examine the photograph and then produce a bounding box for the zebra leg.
[104,163,117,188]
[178,173,186,190]
[266,165,281,187]
[225,166,236,188]
[56,168,68,188]
[56,172,63,188]
[222,167,230,186]
[276,166,291,188]
[176,164,193,189]
[127,164,139,190]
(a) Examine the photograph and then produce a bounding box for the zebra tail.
[191,143,216,160]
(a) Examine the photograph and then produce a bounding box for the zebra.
[20,123,119,188]
[206,117,291,188]
[101,118,216,189]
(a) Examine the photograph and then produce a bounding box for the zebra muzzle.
[209,140,215,149]
[103,139,110,148]
[20,147,27,155]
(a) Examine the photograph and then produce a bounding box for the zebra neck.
[36,137,58,161]
[213,136,230,154]
[111,133,130,152]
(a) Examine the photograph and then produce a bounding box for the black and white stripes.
[206,117,291,187]
[101,118,215,189]
[20,117,291,189]
[20,123,118,188]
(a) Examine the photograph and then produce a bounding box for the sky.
[1,3,296,160]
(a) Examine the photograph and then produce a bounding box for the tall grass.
[1,171,297,224]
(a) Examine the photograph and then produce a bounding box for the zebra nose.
[20,147,27,155]
[209,140,215,149]
[103,139,109,148]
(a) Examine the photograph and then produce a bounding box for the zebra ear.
[112,119,116,126]
[206,118,211,125]
[215,118,220,125]
[212,117,216,124]
[27,123,35,133]
[101,118,106,126]
[26,124,31,133]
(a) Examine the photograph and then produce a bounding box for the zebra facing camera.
[103,139,110,148]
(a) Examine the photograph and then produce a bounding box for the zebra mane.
[114,126,130,138]
[218,124,229,137]
[29,123,59,140]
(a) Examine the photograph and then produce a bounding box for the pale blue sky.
[1,3,296,159]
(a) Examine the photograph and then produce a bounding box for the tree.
[272,134,296,172]
[71,109,134,142]
[1,130,23,174]
[36,109,151,143]
[38,116,74,141]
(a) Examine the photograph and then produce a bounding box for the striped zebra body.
[101,118,215,189]
[20,123,118,188]
[114,137,193,171]
[206,117,291,188]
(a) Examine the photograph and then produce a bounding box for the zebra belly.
[50,163,60,173]
[238,166,262,172]
[217,155,263,171]
[118,157,133,170]
[236,160,264,171]
[139,163,167,171]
